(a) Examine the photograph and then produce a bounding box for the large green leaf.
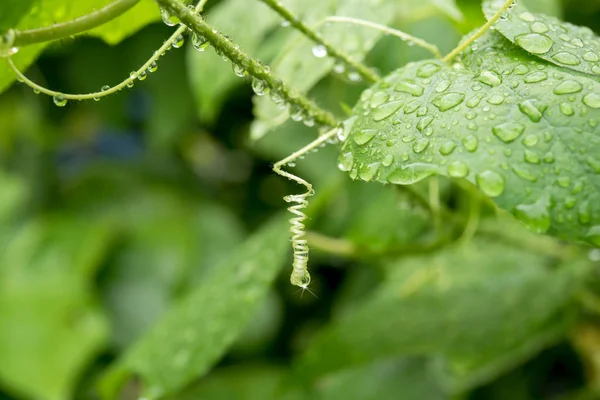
[101,215,289,399]
[292,232,590,390]
[0,0,160,95]
[483,0,600,76]
[187,0,282,124]
[251,0,464,139]
[0,214,112,400]
[340,31,600,246]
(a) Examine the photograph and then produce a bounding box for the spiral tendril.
[272,127,340,288]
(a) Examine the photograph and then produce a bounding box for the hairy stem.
[10,0,142,47]
[324,16,441,59]
[158,0,339,129]
[259,0,379,83]
[442,0,515,63]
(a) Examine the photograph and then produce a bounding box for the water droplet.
[338,152,354,171]
[513,165,537,181]
[251,78,269,96]
[518,100,545,122]
[583,93,600,109]
[462,135,478,152]
[560,102,575,116]
[467,93,484,108]
[372,101,402,122]
[404,101,419,114]
[476,170,505,197]
[412,138,430,153]
[394,81,424,97]
[417,116,434,133]
[557,176,571,187]
[127,72,135,88]
[564,196,577,209]
[432,92,465,111]
[552,51,580,66]
[522,134,539,147]
[439,141,457,155]
[232,64,247,77]
[137,71,147,81]
[447,161,469,177]
[369,91,390,108]
[172,35,185,49]
[524,150,541,164]
[359,162,380,181]
[417,63,441,78]
[514,195,551,233]
[553,80,582,95]
[353,129,377,145]
[515,33,554,54]
[531,22,549,34]
[192,34,209,51]
[492,122,525,143]
[312,44,327,58]
[585,225,600,246]
[160,7,180,26]
[583,51,600,62]
[543,152,555,163]
[53,94,67,107]
[387,163,438,184]
[435,79,451,93]
[148,61,158,73]
[382,154,394,167]
[586,156,600,173]
[518,12,536,22]
[101,85,110,92]
[524,71,547,83]
[487,94,506,105]
[514,65,530,75]
[579,201,592,224]
[477,70,502,87]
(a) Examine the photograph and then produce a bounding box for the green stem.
[259,0,380,83]
[158,0,340,129]
[442,0,514,63]
[10,0,141,47]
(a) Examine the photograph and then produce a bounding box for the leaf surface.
[483,0,600,76]
[102,215,289,399]
[341,31,600,245]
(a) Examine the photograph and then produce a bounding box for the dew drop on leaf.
[553,80,583,94]
[432,93,465,111]
[514,195,551,233]
[417,63,441,78]
[387,163,437,185]
[524,71,548,83]
[337,152,354,172]
[372,101,402,122]
[518,100,545,122]
[551,51,581,66]
[522,134,539,147]
[439,141,457,155]
[492,122,525,143]
[447,161,469,177]
[477,70,503,87]
[463,135,479,152]
[585,225,600,246]
[476,170,505,197]
[412,138,430,154]
[514,33,554,54]
[353,129,377,145]
[394,81,424,97]
[583,93,600,109]
[531,22,549,34]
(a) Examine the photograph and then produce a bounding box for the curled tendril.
[272,127,340,288]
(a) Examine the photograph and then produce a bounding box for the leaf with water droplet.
[343,31,600,246]
[483,0,600,76]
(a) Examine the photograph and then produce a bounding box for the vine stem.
[324,16,441,59]
[158,0,340,129]
[9,0,142,47]
[7,0,208,101]
[258,0,380,83]
[442,0,515,63]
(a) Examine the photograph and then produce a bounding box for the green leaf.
[0,0,160,95]
[483,0,600,76]
[0,214,112,400]
[174,365,285,400]
[187,0,281,124]
[0,0,37,31]
[102,215,289,399]
[341,31,600,246]
[292,234,590,389]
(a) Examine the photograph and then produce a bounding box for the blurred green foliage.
[0,0,600,399]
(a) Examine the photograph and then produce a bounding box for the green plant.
[1,0,600,399]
